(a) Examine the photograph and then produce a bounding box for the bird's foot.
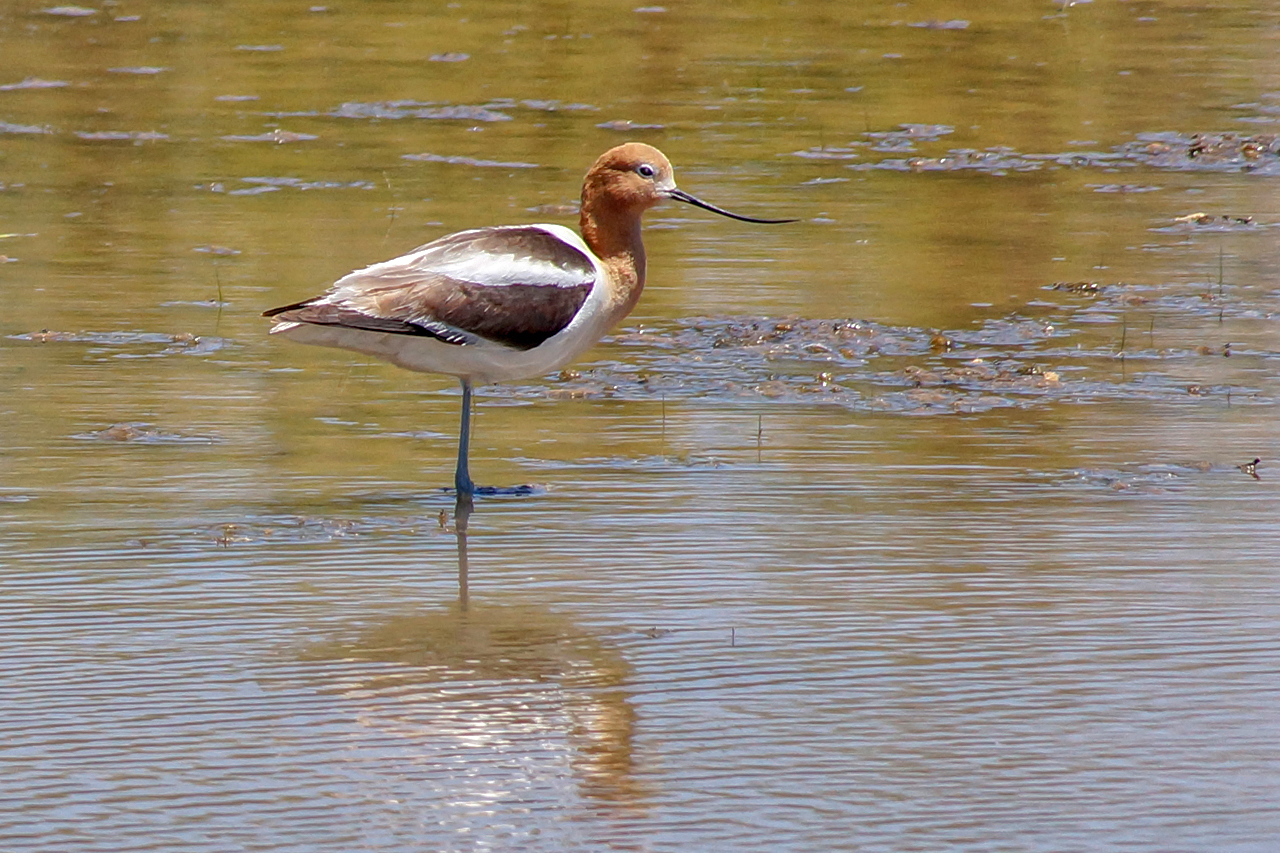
[442,483,544,498]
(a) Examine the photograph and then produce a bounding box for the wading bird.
[264,143,794,498]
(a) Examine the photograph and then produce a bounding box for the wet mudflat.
[3,2,1280,851]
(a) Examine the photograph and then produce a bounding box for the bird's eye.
[636,163,657,179]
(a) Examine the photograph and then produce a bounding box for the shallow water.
[3,2,1280,851]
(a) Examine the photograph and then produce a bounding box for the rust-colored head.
[581,143,676,215]
[580,142,798,229]
[574,142,796,325]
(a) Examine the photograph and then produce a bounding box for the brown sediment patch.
[73,423,218,445]
[10,329,229,357]
[1055,459,1264,494]
[491,274,1278,415]
[820,130,1280,177]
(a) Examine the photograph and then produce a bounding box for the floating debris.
[929,334,955,352]
[485,288,1278,416]
[791,145,863,161]
[10,329,229,356]
[1062,458,1267,493]
[203,512,453,546]
[908,19,970,29]
[74,130,168,142]
[1132,131,1280,170]
[0,121,52,135]
[597,119,665,132]
[1049,281,1102,294]
[226,176,375,192]
[402,152,539,168]
[1153,212,1260,233]
[518,99,597,112]
[73,423,218,445]
[40,6,97,16]
[827,130,1280,176]
[1064,466,1184,495]
[0,77,70,91]
[330,101,512,122]
[864,123,956,153]
[428,52,469,62]
[1088,183,1162,193]
[221,129,317,143]
[856,148,1042,172]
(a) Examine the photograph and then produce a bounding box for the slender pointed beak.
[664,188,798,224]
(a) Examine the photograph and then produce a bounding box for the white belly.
[270,312,610,385]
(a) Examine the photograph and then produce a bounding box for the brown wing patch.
[265,226,597,350]
[427,281,593,350]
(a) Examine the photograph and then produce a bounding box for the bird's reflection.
[454,493,472,611]
[303,492,647,818]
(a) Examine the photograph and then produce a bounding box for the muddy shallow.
[3,2,1280,852]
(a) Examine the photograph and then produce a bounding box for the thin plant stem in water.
[213,262,224,336]
[1218,242,1225,299]
[382,171,398,244]
[660,395,666,458]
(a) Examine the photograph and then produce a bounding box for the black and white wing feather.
[264,225,597,351]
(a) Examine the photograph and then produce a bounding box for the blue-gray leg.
[455,379,476,498]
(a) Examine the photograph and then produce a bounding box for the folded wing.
[264,226,597,351]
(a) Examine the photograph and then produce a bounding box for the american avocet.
[264,142,794,498]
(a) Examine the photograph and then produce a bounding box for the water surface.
[3,2,1280,851]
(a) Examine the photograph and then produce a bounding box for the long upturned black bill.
[665,188,798,224]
